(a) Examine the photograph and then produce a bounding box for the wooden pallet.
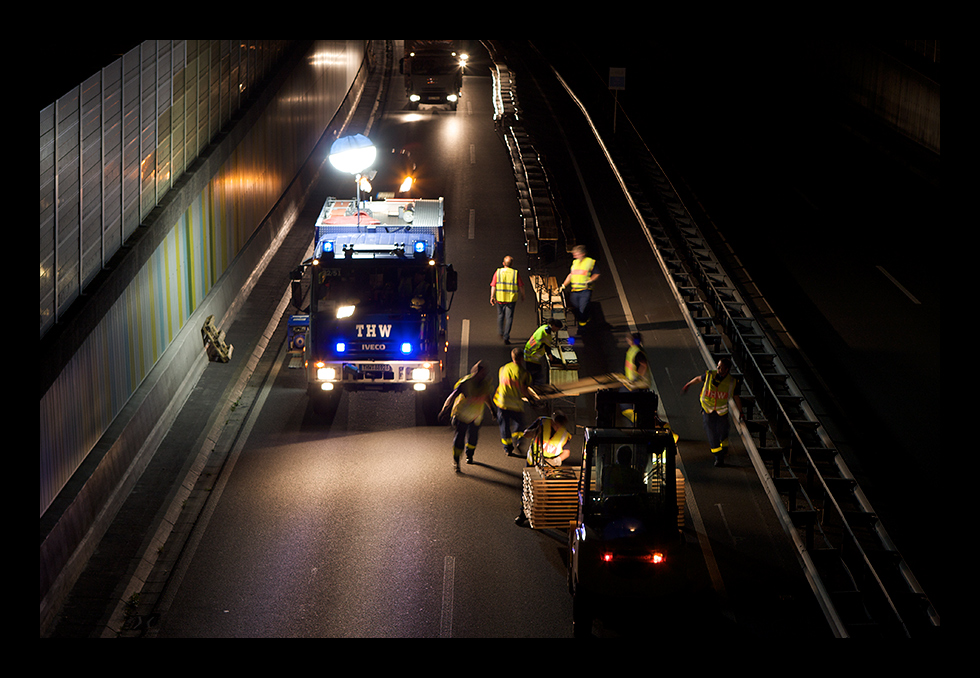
[522,465,580,529]
[676,468,686,529]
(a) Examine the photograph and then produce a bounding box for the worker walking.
[490,255,525,344]
[682,357,743,467]
[493,347,532,457]
[523,319,562,386]
[621,332,652,423]
[515,412,572,526]
[561,245,599,328]
[440,361,495,472]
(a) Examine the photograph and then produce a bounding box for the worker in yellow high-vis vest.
[523,319,561,386]
[439,361,495,472]
[621,332,652,423]
[560,245,599,328]
[515,412,572,527]
[489,255,525,344]
[493,347,532,457]
[682,357,743,467]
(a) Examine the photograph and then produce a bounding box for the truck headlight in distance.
[447,94,458,103]
[410,94,421,102]
[412,365,431,382]
[337,305,355,319]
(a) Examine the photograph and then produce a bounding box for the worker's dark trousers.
[496,302,516,342]
[498,409,523,453]
[702,410,731,458]
[452,417,480,459]
[569,289,591,325]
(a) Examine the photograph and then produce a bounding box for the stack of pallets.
[522,465,580,529]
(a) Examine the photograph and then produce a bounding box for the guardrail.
[487,44,567,257]
[545,62,940,638]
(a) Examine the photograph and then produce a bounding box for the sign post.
[609,68,626,133]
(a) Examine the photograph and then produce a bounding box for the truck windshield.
[313,262,436,315]
[412,56,457,74]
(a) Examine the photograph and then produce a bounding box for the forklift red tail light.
[601,551,666,564]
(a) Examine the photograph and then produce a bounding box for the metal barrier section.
[487,43,569,257]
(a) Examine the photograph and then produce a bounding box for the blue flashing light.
[400,342,413,355]
[413,240,426,254]
[336,342,347,353]
[323,240,335,254]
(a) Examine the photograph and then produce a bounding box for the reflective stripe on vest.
[494,361,529,411]
[626,344,651,388]
[700,370,736,415]
[523,324,552,362]
[527,418,571,465]
[494,267,519,303]
[451,374,493,424]
[569,257,595,292]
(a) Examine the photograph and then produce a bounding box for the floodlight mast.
[329,134,377,229]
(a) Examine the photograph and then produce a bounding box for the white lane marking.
[440,555,456,638]
[459,319,470,381]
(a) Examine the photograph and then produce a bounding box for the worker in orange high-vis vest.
[560,245,599,328]
[515,412,572,527]
[682,357,743,467]
[493,347,532,457]
[490,255,525,344]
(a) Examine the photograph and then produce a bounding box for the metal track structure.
[546,69,939,639]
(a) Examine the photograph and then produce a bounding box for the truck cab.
[401,40,466,110]
[291,197,456,413]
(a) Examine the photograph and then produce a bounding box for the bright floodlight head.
[329,134,377,174]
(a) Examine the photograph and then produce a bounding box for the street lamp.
[329,134,377,228]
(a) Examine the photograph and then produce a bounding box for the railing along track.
[545,64,939,638]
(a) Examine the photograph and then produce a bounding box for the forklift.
[566,389,688,637]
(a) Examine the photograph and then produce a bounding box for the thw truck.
[400,40,467,110]
[290,196,456,413]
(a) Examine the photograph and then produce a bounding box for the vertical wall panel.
[102,60,123,260]
[40,104,56,335]
[40,40,367,515]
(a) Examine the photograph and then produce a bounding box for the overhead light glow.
[329,134,377,175]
